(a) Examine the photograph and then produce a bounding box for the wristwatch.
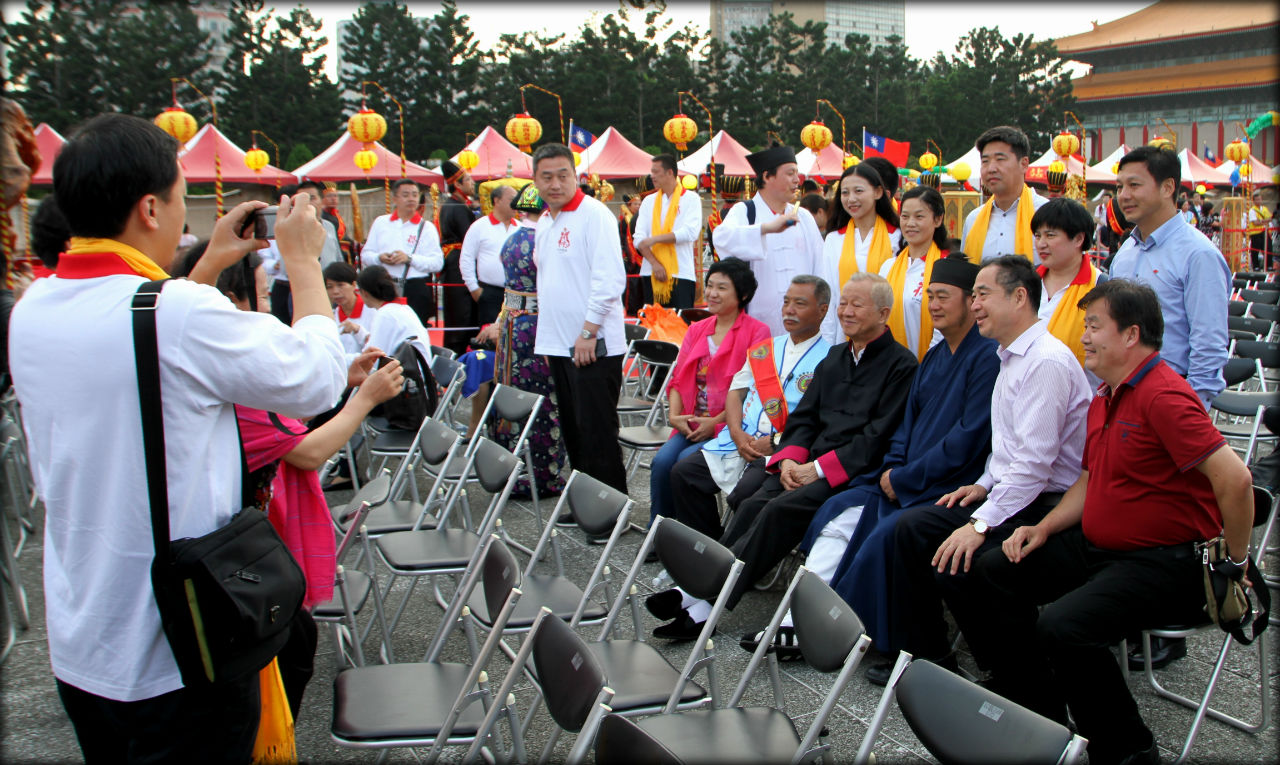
[772,432,782,447]
[580,329,595,340]
[968,517,989,535]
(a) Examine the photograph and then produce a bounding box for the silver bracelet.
[1228,552,1249,566]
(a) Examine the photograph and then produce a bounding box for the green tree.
[4,0,215,130]
[420,0,487,156]
[337,2,431,160]
[217,0,341,168]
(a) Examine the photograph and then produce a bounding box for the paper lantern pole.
[677,90,717,214]
[816,99,847,156]
[249,130,281,189]
[169,77,221,216]
[361,81,406,178]
[519,83,565,144]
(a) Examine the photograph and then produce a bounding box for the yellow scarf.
[64,237,170,279]
[838,216,895,290]
[963,185,1035,264]
[885,242,942,361]
[650,185,683,304]
[1041,258,1099,369]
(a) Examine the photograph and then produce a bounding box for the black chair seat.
[313,570,373,619]
[467,573,607,628]
[422,456,469,481]
[634,706,800,762]
[377,529,479,570]
[586,640,708,711]
[619,425,671,448]
[360,500,437,536]
[369,428,418,454]
[365,415,392,433]
[332,662,485,741]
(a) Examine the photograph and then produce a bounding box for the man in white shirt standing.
[532,143,629,494]
[634,153,702,309]
[9,114,347,762]
[362,178,445,328]
[961,126,1050,264]
[460,183,519,327]
[713,144,824,336]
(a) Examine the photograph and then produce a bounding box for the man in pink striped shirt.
[866,254,1093,685]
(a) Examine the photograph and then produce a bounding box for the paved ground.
[3,451,1277,763]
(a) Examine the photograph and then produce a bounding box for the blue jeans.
[649,432,707,525]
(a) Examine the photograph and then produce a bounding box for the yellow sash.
[885,243,942,361]
[1040,258,1099,369]
[838,216,895,290]
[962,185,1035,264]
[650,185,683,303]
[64,237,170,280]
[1247,205,1272,236]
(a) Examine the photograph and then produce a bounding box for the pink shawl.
[667,311,771,418]
[236,407,335,609]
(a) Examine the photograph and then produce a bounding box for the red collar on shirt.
[389,296,408,305]
[338,296,364,322]
[488,213,503,226]
[1036,256,1092,286]
[55,251,146,279]
[390,210,423,224]
[560,188,587,212]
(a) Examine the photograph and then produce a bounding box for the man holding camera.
[8,114,347,762]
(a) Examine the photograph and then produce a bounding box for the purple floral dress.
[492,226,567,495]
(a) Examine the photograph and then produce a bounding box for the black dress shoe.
[653,611,706,641]
[739,626,803,661]
[1127,636,1186,671]
[645,589,683,621]
[321,476,353,492]
[866,652,959,687]
[1115,736,1160,765]
[643,549,660,564]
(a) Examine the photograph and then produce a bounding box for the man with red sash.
[438,158,482,355]
[648,272,917,640]
[667,275,832,538]
[8,114,347,761]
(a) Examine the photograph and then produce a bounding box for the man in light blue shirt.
[1109,145,1229,409]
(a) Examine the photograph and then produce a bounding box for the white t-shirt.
[334,299,378,359]
[355,301,434,364]
[633,187,703,281]
[10,272,346,701]
[534,191,627,358]
[460,214,518,291]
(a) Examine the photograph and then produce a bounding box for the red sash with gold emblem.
[747,339,788,434]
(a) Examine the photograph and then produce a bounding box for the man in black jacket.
[648,272,918,638]
[438,159,481,355]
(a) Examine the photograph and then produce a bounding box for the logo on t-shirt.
[558,229,571,250]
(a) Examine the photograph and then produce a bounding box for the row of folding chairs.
[0,390,38,666]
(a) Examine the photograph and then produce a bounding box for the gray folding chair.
[330,535,525,763]
[856,656,1088,765]
[465,608,615,765]
[603,566,873,764]
[1210,391,1280,464]
[358,419,466,540]
[1123,485,1276,764]
[618,338,679,424]
[313,489,393,668]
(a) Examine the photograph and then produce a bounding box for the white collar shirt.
[460,213,517,292]
[633,187,703,280]
[362,211,445,278]
[961,187,1050,264]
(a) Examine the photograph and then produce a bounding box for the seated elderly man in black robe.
[647,272,919,638]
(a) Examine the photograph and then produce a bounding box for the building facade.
[1054,0,1279,164]
[711,0,906,49]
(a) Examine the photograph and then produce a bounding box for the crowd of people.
[0,112,1267,765]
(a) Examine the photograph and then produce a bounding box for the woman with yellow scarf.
[820,163,901,342]
[878,185,947,360]
[1032,198,1104,378]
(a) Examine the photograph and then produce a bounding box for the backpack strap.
[745,200,756,226]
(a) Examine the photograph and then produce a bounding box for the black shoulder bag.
[133,280,306,687]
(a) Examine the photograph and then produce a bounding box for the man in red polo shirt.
[964,279,1254,765]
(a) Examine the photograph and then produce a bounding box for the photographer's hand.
[275,193,331,323]
[187,200,269,288]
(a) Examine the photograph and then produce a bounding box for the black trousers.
[719,471,842,608]
[1251,233,1273,271]
[441,251,476,355]
[548,355,628,494]
[668,454,769,539]
[890,492,1059,660]
[639,277,695,309]
[402,276,437,331]
[969,528,1205,764]
[57,673,259,764]
[269,279,292,325]
[476,283,505,327]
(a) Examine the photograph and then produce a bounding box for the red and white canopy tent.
[178,124,295,185]
[293,132,443,188]
[452,126,532,181]
[676,130,755,178]
[1177,148,1233,188]
[796,144,853,183]
[576,127,654,179]
[30,123,66,187]
[1218,153,1277,186]
[1089,144,1132,178]
[1026,145,1116,184]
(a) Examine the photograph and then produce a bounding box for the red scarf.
[337,296,364,322]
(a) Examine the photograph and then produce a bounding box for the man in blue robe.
[739,256,999,659]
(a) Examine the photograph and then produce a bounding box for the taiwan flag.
[863,129,910,168]
[570,125,596,152]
